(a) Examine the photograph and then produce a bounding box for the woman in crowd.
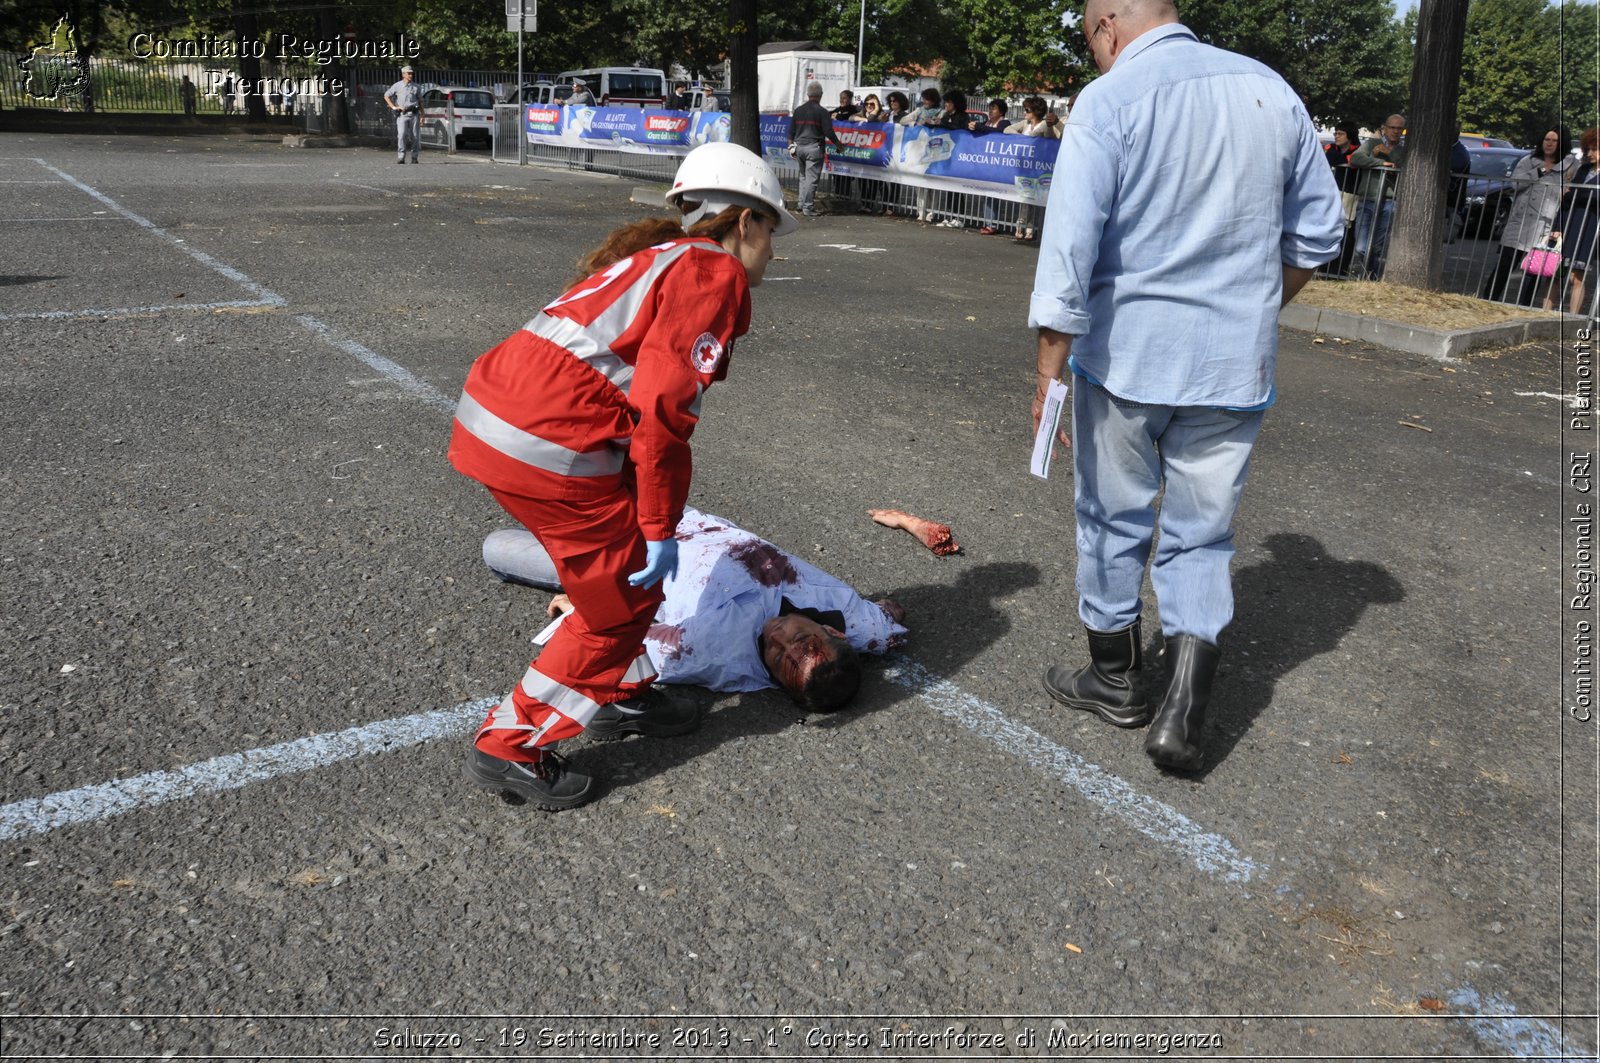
[854,94,886,122]
[936,89,969,130]
[1010,96,1060,243]
[449,143,796,811]
[1555,127,1600,315]
[902,87,942,127]
[1324,122,1361,275]
[1481,127,1573,306]
[851,94,891,212]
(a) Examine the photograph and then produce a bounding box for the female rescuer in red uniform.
[449,143,798,811]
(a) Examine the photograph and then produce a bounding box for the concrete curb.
[1278,302,1587,360]
[630,185,668,207]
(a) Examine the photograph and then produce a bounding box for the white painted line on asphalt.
[884,660,1265,884]
[0,697,495,843]
[33,159,287,308]
[1447,986,1580,1060]
[334,179,401,197]
[22,161,443,416]
[1514,389,1585,408]
[0,299,278,322]
[293,313,456,414]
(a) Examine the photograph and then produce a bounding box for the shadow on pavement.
[1179,531,1405,778]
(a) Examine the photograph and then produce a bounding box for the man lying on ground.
[483,507,908,712]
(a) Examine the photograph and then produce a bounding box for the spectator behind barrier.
[1555,126,1600,314]
[1011,96,1060,244]
[1482,126,1573,306]
[937,90,968,130]
[904,87,942,126]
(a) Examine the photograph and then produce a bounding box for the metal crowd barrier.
[483,123,1594,312]
[1321,162,1598,313]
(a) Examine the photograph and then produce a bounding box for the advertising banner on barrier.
[893,124,1060,204]
[526,106,732,151]
[524,109,1059,203]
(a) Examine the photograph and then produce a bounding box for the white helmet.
[667,142,798,237]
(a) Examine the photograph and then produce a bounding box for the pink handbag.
[1522,244,1561,277]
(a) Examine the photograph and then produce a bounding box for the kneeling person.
[484,508,908,712]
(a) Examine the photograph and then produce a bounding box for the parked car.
[686,87,730,112]
[554,67,666,107]
[1456,144,1530,241]
[420,85,496,149]
[503,81,571,107]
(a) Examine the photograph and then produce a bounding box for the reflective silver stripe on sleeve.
[526,241,713,396]
[528,314,636,392]
[455,390,624,478]
[621,652,657,685]
[518,667,604,727]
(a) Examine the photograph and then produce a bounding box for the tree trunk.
[1385,0,1468,289]
[318,5,350,135]
[728,0,758,154]
[234,3,269,123]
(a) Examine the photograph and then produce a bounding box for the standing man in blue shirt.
[1029,0,1342,771]
[384,66,422,164]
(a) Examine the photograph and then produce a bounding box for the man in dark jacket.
[789,81,842,216]
[668,82,691,110]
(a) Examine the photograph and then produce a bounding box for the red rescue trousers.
[474,485,663,762]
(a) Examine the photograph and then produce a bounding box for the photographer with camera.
[384,65,422,164]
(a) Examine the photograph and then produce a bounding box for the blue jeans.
[1071,379,1265,643]
[1350,198,1394,278]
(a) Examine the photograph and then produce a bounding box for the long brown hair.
[571,205,769,284]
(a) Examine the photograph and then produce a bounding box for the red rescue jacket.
[450,237,751,541]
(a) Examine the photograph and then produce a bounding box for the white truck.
[756,44,855,114]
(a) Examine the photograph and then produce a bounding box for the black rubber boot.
[462,748,596,811]
[1042,621,1150,727]
[585,685,702,741]
[1144,635,1222,771]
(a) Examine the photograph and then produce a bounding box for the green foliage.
[1179,0,1410,125]
[1457,0,1561,142]
[1559,0,1599,135]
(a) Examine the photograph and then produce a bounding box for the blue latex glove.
[627,537,678,588]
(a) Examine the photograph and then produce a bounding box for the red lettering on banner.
[834,128,886,149]
[528,107,559,123]
[646,115,689,133]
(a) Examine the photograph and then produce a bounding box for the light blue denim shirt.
[1028,23,1343,408]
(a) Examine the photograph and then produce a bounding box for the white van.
[420,84,496,149]
[556,67,667,107]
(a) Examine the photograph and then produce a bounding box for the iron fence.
[1323,163,1596,315]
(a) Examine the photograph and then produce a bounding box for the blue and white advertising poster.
[893,125,1061,204]
[524,109,1060,204]
[527,106,732,153]
[523,103,563,142]
[757,114,794,170]
[825,121,894,175]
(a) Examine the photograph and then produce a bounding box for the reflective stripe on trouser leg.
[1147,404,1263,644]
[1072,379,1166,633]
[475,486,665,757]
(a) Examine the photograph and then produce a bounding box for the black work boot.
[1144,635,1222,771]
[462,748,596,811]
[1042,621,1150,727]
[585,685,702,741]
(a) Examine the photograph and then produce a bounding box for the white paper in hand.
[1030,377,1070,480]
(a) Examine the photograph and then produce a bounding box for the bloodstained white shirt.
[649,509,907,691]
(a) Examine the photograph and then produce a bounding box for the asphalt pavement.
[0,132,1595,1061]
